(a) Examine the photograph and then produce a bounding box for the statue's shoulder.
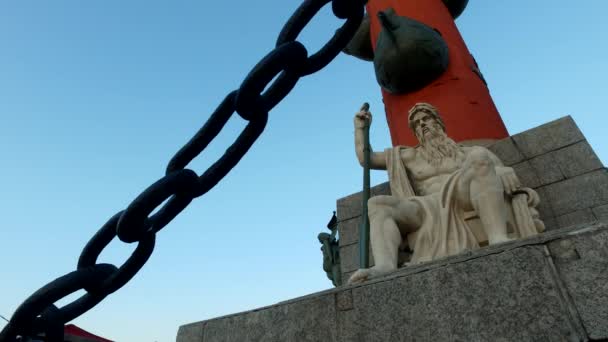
[396,145,417,162]
[460,144,489,153]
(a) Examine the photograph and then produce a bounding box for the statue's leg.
[348,195,422,284]
[458,147,510,244]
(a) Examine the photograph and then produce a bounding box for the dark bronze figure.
[318,211,342,287]
[373,8,449,94]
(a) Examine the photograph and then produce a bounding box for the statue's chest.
[408,158,462,182]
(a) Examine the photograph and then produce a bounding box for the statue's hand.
[354,105,372,129]
[497,167,521,195]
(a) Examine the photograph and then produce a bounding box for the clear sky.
[0,1,606,341]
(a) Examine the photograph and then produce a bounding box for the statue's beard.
[417,131,463,167]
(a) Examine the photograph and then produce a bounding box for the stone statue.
[349,103,544,284]
[318,212,342,287]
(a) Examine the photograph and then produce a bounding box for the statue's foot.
[347,266,392,285]
[347,269,372,284]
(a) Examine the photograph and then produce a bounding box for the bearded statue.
[349,103,544,283]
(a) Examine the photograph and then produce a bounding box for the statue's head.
[408,103,461,166]
[408,103,446,143]
[318,232,331,243]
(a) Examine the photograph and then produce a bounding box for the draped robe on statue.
[385,146,480,263]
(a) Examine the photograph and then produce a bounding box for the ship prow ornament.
[374,8,449,94]
[342,0,508,147]
[343,0,468,62]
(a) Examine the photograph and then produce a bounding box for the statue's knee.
[467,147,491,162]
[465,147,495,175]
[368,196,383,211]
[368,203,382,217]
[368,197,389,218]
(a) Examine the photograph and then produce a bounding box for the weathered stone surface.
[548,239,581,264]
[338,216,361,247]
[548,229,608,339]
[202,294,337,342]
[534,186,556,225]
[556,208,596,228]
[180,224,608,342]
[337,183,391,221]
[511,160,542,189]
[487,137,525,166]
[338,246,578,342]
[529,153,565,186]
[340,244,358,274]
[593,204,608,221]
[336,192,362,223]
[176,322,204,342]
[371,182,391,197]
[512,116,584,158]
[553,141,604,178]
[541,169,608,217]
[543,217,558,232]
[340,243,373,274]
[336,289,354,311]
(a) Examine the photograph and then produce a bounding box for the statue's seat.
[405,187,545,251]
[464,187,545,246]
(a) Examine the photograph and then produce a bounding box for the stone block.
[487,137,525,166]
[336,193,362,223]
[556,208,597,229]
[553,140,604,178]
[593,204,608,222]
[337,183,390,221]
[180,224,608,342]
[543,217,558,232]
[548,239,581,264]
[202,294,338,342]
[340,244,358,274]
[512,116,584,158]
[337,246,578,342]
[541,169,608,217]
[340,243,373,274]
[176,322,204,342]
[529,153,565,186]
[534,186,556,224]
[338,216,361,247]
[511,160,541,189]
[336,289,354,311]
[548,230,608,339]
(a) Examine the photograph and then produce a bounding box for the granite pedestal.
[177,117,608,342]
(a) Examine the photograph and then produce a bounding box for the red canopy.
[64,324,113,342]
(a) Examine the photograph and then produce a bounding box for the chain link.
[0,1,367,340]
[117,169,199,243]
[0,264,116,341]
[79,211,156,295]
[276,0,364,76]
[235,41,307,120]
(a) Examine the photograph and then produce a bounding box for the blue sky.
[1,1,606,341]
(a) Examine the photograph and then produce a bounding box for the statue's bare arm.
[354,108,387,170]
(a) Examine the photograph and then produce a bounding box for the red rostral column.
[367,0,508,146]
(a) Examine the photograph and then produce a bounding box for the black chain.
[0,1,366,341]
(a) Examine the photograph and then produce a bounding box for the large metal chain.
[0,0,365,341]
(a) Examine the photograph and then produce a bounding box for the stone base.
[178,222,608,341]
[177,117,608,341]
